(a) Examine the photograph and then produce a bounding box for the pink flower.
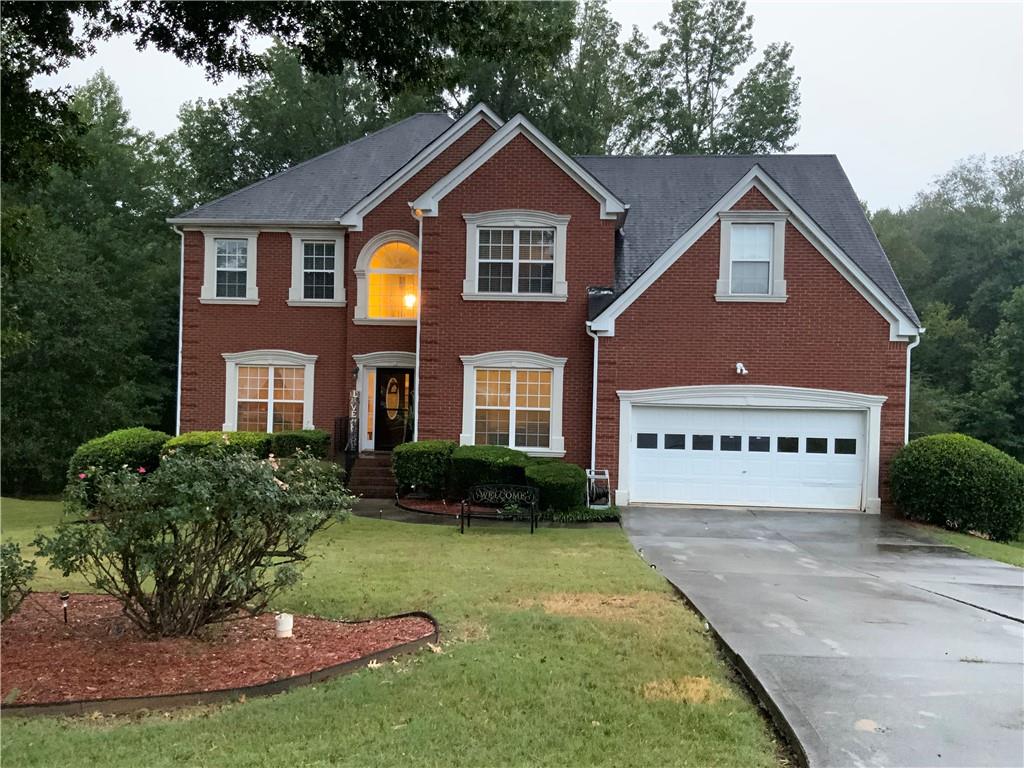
[137,467,147,474]
[78,473,87,480]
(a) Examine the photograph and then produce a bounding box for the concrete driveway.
[622,507,1024,768]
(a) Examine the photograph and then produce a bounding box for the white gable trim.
[336,104,503,231]
[589,166,921,341]
[412,114,627,221]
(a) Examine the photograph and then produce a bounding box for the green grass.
[910,521,1024,568]
[0,497,783,768]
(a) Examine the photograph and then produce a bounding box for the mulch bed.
[1,593,435,706]
[398,497,460,516]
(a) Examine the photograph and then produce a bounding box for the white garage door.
[629,406,866,509]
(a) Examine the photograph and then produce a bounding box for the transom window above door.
[354,231,419,324]
[462,211,570,302]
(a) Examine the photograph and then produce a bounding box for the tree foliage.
[613,0,800,153]
[36,450,352,637]
[873,154,1024,458]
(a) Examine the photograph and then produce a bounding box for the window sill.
[523,448,567,458]
[714,294,788,303]
[199,297,260,305]
[352,317,416,326]
[461,292,568,303]
[287,299,346,307]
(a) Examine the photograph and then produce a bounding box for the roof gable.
[168,112,455,226]
[587,164,920,339]
[412,114,627,220]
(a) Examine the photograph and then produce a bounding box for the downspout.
[904,331,922,444]
[585,322,600,472]
[412,206,424,441]
[173,226,185,436]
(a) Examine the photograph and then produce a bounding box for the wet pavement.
[622,507,1024,768]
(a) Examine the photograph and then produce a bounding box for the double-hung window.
[477,228,555,295]
[460,351,566,456]
[716,209,788,302]
[201,230,258,304]
[222,350,316,432]
[216,239,248,298]
[289,231,345,307]
[463,211,570,301]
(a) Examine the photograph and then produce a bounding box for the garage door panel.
[629,406,865,510]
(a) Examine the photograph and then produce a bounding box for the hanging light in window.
[404,293,417,309]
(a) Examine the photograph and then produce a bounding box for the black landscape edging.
[395,498,619,525]
[1,611,439,718]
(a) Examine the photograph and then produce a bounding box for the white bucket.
[275,612,294,639]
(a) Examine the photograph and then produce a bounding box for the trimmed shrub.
[526,460,587,512]
[69,427,170,480]
[37,450,352,637]
[449,445,531,497]
[162,431,272,458]
[393,440,456,497]
[549,505,620,524]
[1,542,37,621]
[269,430,331,459]
[890,433,1024,542]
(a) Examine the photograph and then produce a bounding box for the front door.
[373,368,414,450]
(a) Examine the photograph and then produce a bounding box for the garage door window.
[636,433,658,449]
[720,435,742,451]
[693,434,713,450]
[665,434,686,450]
[748,435,770,452]
[806,437,828,454]
[777,436,799,453]
[835,438,857,455]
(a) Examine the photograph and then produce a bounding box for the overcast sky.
[35,1,1023,211]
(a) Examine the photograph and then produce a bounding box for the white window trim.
[716,211,789,302]
[614,385,886,512]
[353,229,419,325]
[288,229,345,307]
[201,229,260,305]
[459,350,567,457]
[462,211,569,302]
[222,349,317,431]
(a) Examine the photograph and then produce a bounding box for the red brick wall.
[178,120,496,437]
[179,230,348,433]
[416,134,618,469]
[595,218,907,502]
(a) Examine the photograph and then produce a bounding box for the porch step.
[347,454,397,499]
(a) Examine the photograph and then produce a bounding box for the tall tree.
[1,73,177,492]
[614,0,800,154]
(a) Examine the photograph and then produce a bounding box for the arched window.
[355,231,419,323]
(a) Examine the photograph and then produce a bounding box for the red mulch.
[398,497,459,516]
[1,593,434,706]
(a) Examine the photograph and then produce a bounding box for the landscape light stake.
[59,591,70,624]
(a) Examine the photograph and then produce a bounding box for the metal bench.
[460,484,540,534]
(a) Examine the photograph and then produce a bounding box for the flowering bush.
[36,450,353,637]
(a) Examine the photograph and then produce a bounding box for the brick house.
[168,104,922,512]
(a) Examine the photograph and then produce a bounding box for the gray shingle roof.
[171,112,455,223]
[576,154,919,325]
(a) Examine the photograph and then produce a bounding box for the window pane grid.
[215,239,248,298]
[473,368,551,449]
[730,223,772,295]
[235,365,305,433]
[477,227,555,295]
[301,241,335,300]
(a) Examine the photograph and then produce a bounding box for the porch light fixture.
[735,362,749,376]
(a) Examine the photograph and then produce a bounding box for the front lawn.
[910,521,1024,568]
[1,496,783,767]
